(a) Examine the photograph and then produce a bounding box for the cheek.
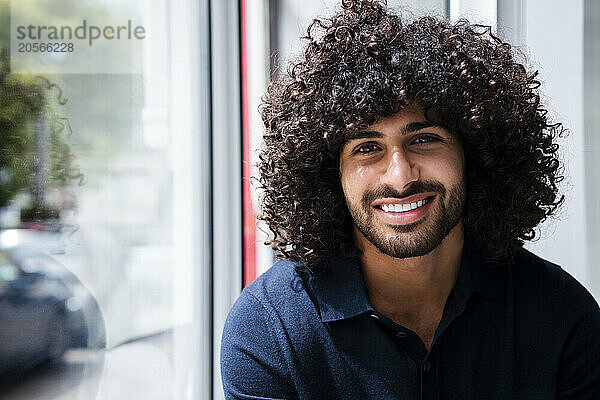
[356,165,370,179]
[340,164,372,200]
[451,151,466,181]
[426,151,464,181]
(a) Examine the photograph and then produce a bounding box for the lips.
[378,196,433,213]
[371,193,436,208]
[372,195,436,225]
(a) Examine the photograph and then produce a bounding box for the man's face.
[339,103,466,258]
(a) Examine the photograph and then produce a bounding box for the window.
[1,0,222,398]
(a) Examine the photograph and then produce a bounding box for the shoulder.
[222,258,318,342]
[220,260,304,397]
[512,249,600,397]
[242,258,312,312]
[511,246,599,318]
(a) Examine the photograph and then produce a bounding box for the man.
[221,1,600,399]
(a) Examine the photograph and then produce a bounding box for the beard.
[346,180,466,258]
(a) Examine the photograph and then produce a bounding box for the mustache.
[362,181,446,208]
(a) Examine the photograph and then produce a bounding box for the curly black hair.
[258,0,565,274]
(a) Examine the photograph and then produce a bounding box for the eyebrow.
[343,122,446,145]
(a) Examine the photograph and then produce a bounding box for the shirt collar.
[306,253,374,323]
[306,239,505,324]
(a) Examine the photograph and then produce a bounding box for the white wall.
[520,0,593,298]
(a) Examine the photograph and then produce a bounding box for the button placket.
[422,361,431,371]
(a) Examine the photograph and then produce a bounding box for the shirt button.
[396,331,407,338]
[370,313,380,320]
[423,361,431,372]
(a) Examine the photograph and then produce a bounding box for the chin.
[377,234,445,259]
[359,217,462,259]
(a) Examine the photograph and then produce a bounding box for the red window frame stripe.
[241,0,257,287]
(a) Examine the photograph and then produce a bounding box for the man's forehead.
[344,121,445,142]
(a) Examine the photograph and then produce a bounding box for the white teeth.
[380,197,430,213]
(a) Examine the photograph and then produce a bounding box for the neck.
[356,223,464,319]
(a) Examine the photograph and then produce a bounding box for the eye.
[411,134,441,145]
[353,143,381,155]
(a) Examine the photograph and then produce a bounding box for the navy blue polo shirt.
[220,241,600,399]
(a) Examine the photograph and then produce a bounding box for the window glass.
[0,254,19,281]
[0,0,210,397]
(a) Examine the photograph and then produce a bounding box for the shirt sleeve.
[220,290,299,400]
[556,305,600,399]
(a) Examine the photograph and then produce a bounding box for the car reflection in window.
[0,242,105,386]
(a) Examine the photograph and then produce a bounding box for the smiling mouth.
[374,196,435,213]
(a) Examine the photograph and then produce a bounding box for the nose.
[380,148,419,191]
